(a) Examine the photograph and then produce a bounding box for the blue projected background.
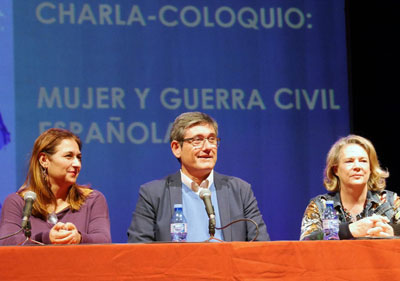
[1,0,349,242]
[0,0,16,213]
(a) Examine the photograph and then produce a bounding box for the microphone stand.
[19,236,44,246]
[23,220,32,239]
[203,218,260,243]
[205,224,223,242]
[204,216,221,242]
[0,226,44,245]
[19,220,44,246]
[208,216,216,237]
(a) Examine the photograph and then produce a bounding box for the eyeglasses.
[182,136,221,148]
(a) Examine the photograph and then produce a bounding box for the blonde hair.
[323,135,389,192]
[18,128,92,219]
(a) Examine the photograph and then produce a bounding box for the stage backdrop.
[1,0,349,242]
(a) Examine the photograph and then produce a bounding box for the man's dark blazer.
[127,171,270,242]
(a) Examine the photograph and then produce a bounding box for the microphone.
[199,188,216,236]
[21,191,37,230]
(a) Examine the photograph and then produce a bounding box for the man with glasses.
[127,111,270,242]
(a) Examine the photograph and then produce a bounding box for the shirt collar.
[180,169,214,195]
[330,190,379,210]
[368,190,381,204]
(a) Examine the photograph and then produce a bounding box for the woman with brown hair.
[0,128,111,245]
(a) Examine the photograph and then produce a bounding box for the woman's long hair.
[18,128,92,219]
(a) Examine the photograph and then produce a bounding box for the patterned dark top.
[300,190,400,240]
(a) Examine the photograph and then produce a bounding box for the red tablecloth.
[1,239,400,280]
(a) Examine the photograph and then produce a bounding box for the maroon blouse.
[0,190,111,245]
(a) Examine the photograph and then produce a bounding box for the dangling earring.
[40,165,50,187]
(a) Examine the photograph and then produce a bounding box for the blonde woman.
[301,135,400,240]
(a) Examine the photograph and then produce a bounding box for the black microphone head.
[24,191,37,201]
[199,188,211,199]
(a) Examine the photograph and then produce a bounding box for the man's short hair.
[169,112,218,143]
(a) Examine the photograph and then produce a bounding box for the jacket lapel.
[214,172,231,241]
[167,171,183,217]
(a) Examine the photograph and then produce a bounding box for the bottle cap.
[174,204,183,209]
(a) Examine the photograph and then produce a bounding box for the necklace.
[47,212,58,225]
[340,196,368,222]
[342,208,364,222]
[342,201,367,222]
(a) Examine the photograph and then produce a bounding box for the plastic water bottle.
[170,204,188,242]
[322,200,339,240]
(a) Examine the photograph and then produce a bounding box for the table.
[1,239,400,280]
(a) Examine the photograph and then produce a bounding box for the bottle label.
[323,219,339,240]
[170,223,187,233]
